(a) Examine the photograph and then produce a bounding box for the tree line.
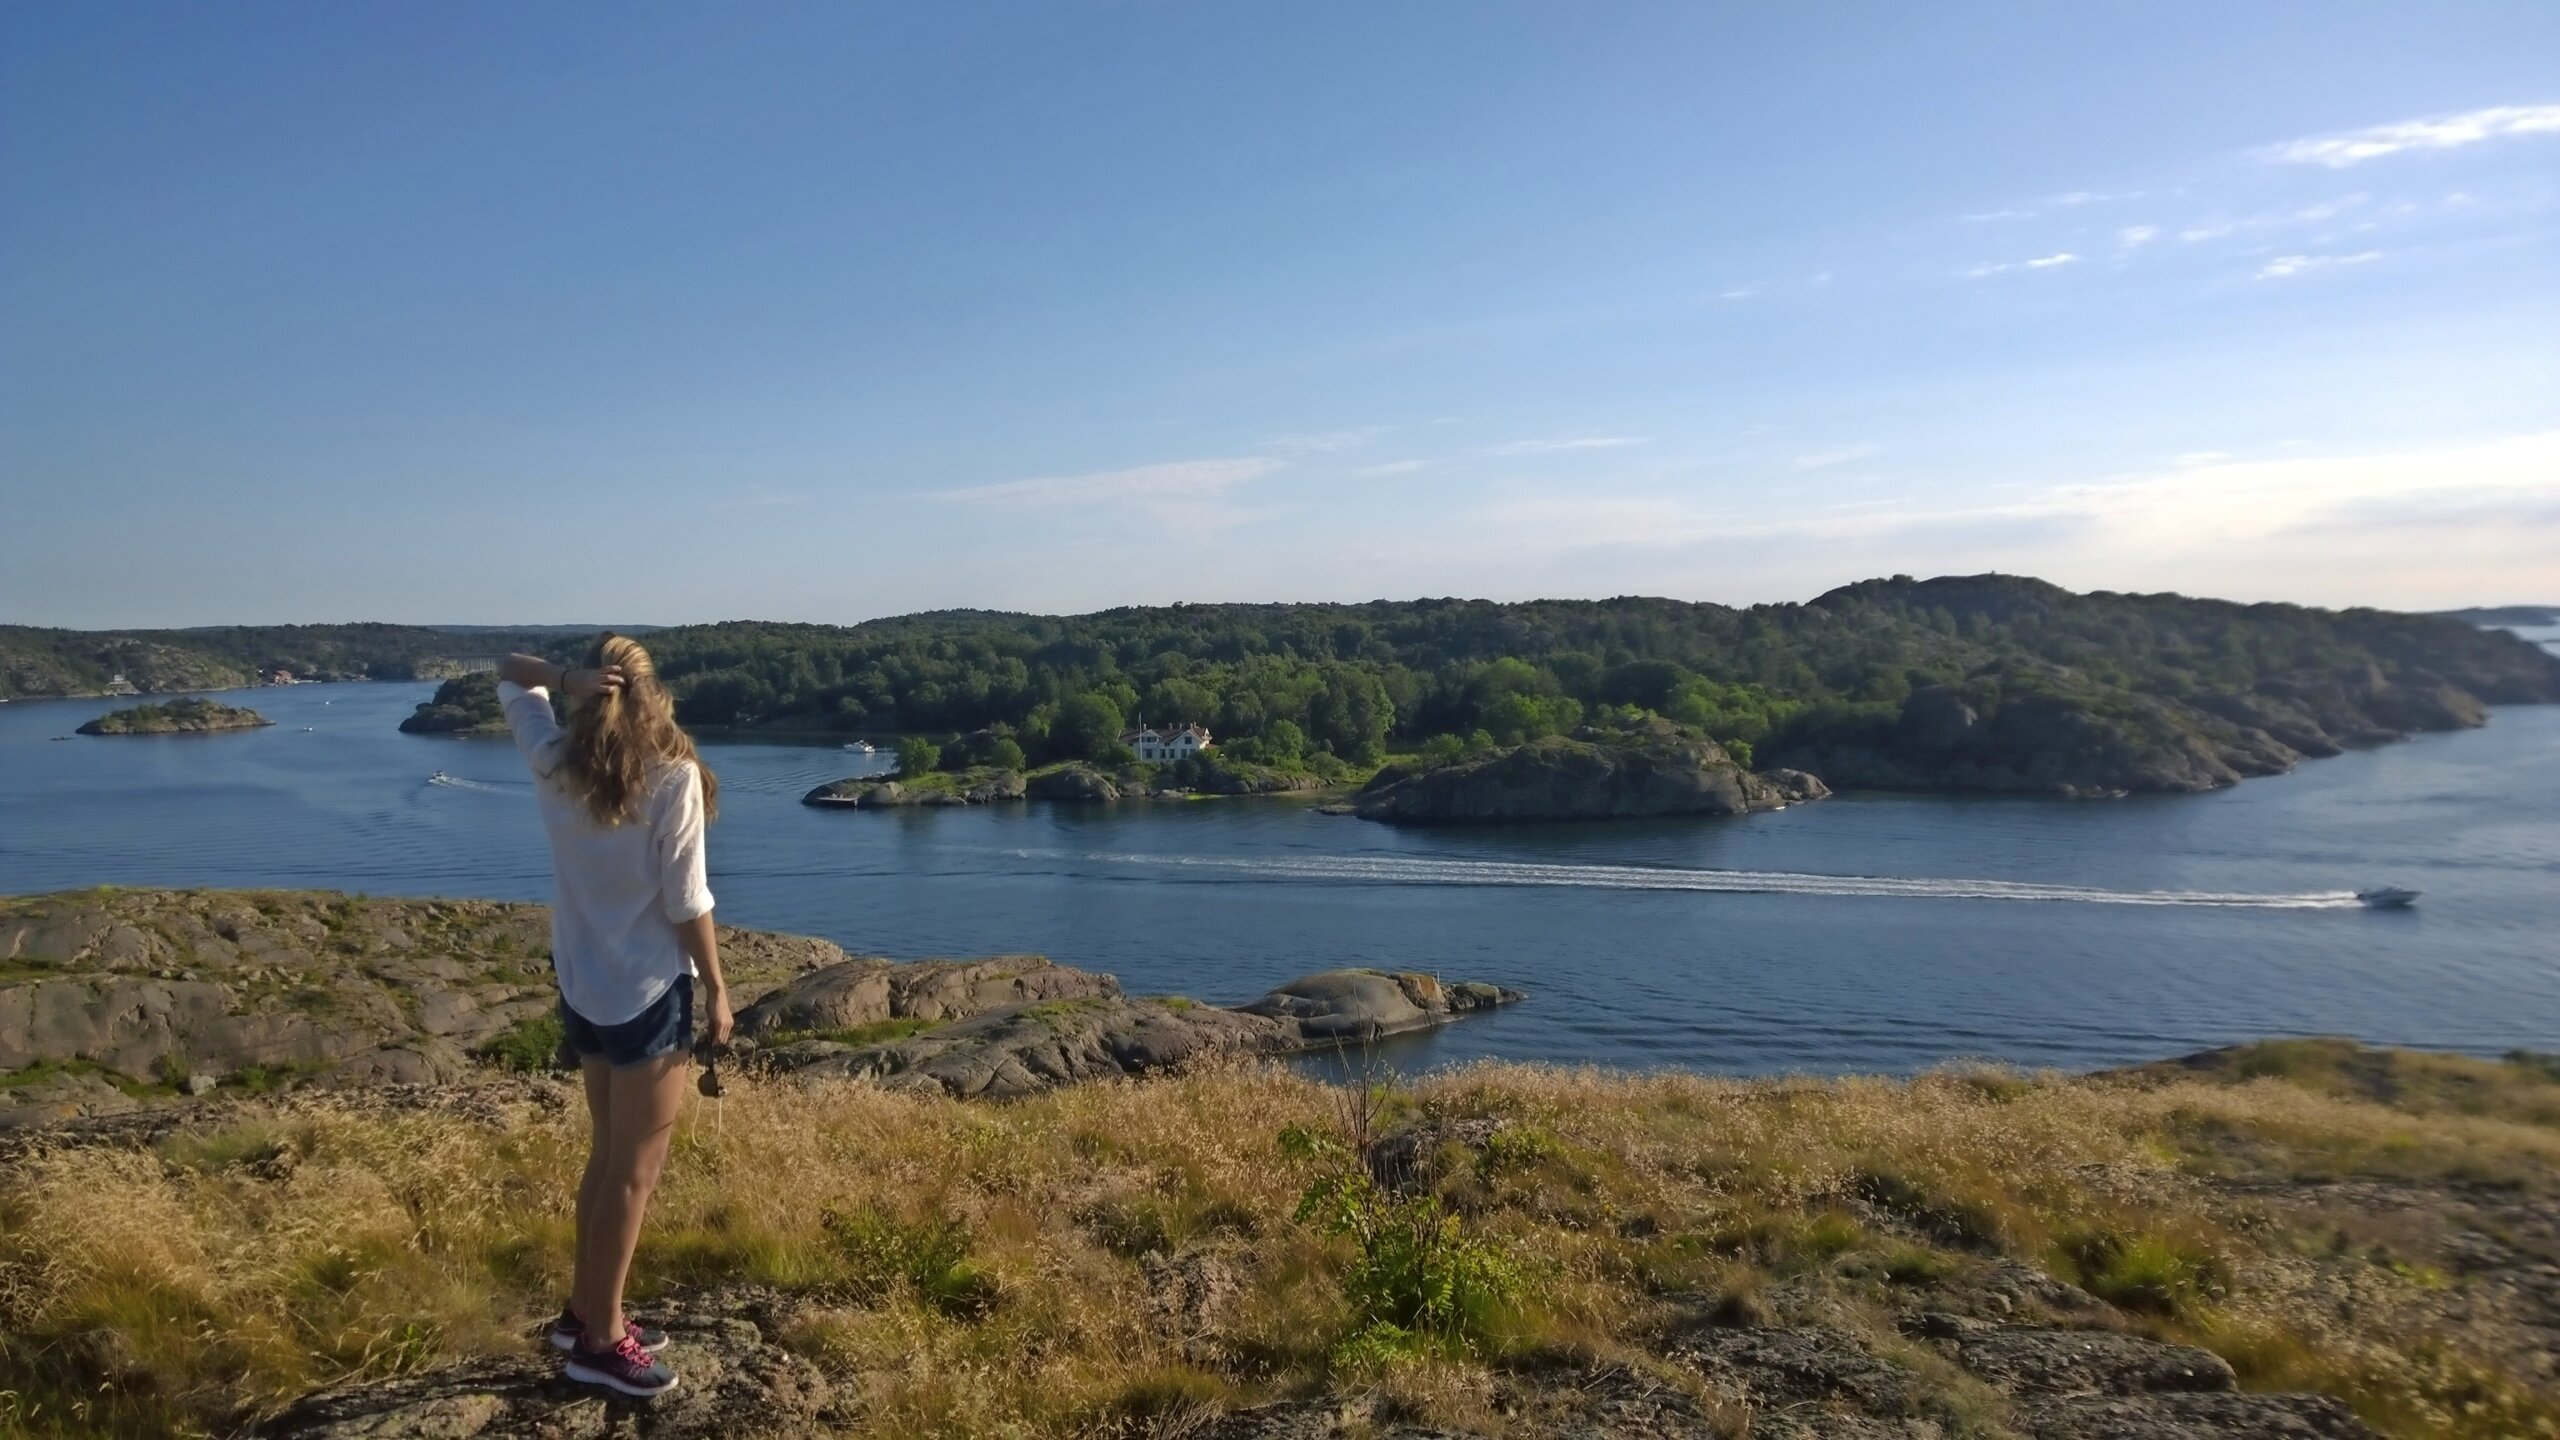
[591,576,2560,770]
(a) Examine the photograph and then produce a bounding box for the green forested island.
[395,673,508,735]
[19,576,2560,795]
[73,698,273,735]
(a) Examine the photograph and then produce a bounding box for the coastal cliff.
[73,698,272,735]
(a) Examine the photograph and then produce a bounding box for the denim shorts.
[560,979,693,1067]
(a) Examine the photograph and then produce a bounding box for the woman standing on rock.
[495,634,732,1399]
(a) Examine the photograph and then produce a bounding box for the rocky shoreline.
[0,889,1519,1121]
[804,758,1328,809]
[743,960,1518,1099]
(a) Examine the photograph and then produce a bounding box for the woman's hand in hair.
[560,665,627,701]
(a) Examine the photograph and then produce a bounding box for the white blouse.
[499,681,714,1025]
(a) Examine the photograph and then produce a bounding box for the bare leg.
[570,1051,688,1346]
[570,1058,612,1324]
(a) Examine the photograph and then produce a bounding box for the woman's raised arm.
[499,652,626,699]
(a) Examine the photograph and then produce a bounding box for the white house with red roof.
[1123,722,1213,763]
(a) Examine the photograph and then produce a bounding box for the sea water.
[4,680,2555,1074]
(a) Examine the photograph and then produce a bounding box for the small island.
[74,698,273,735]
[397,673,508,735]
[1355,713,1829,823]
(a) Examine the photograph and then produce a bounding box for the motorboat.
[2355,887,2420,909]
[843,741,875,753]
[429,770,449,783]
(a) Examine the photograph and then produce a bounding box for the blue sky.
[3,3,2555,627]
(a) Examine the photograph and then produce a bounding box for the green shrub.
[780,1017,937,1049]
[473,1013,567,1073]
[821,1205,995,1318]
[1293,1170,1524,1364]
[2058,1226,2230,1318]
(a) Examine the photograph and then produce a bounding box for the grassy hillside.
[2,1040,2554,1438]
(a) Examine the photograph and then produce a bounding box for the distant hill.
[593,575,2560,796]
[2438,606,2560,628]
[15,579,2560,797]
[423,623,663,637]
[0,623,582,698]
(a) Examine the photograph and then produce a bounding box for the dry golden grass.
[1,1045,2555,1438]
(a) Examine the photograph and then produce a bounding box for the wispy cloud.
[1719,286,1760,300]
[1791,443,1881,471]
[2118,225,2160,249]
[1485,436,1648,456]
[1964,251,2078,278]
[1960,191,2141,224]
[2179,194,2373,244]
[1354,459,1431,477]
[937,457,1283,507]
[2260,104,2560,167]
[2172,451,2232,467]
[2255,251,2382,280]
[1263,427,1381,455]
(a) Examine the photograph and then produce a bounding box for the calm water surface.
[4,680,2555,1074]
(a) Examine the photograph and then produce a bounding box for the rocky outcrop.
[802,768,1027,807]
[1665,1321,2372,1440]
[0,890,850,1127]
[1187,760,1326,795]
[1756,767,1830,804]
[1237,969,1516,1042]
[759,968,1525,1100]
[810,759,1322,808]
[75,698,272,735]
[1355,718,1821,824]
[735,954,1122,1040]
[1024,762,1121,801]
[0,891,1523,1118]
[260,1290,845,1439]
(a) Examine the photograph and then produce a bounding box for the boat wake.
[424,775,514,795]
[1020,849,2362,909]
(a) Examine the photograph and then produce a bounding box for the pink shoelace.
[596,1331,651,1371]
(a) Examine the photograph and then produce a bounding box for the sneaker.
[548,1304,669,1355]
[563,1331,680,1398]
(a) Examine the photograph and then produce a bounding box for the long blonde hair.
[559,633,719,826]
